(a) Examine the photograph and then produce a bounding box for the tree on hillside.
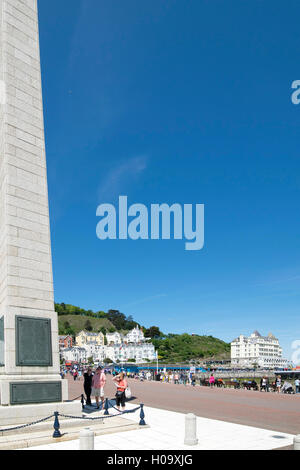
[107,309,140,331]
[59,320,75,337]
[84,320,93,332]
[55,303,140,331]
[144,326,163,339]
[97,311,106,318]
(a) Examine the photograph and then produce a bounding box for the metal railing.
[0,396,146,439]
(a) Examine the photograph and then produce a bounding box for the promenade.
[24,402,294,451]
[68,375,300,435]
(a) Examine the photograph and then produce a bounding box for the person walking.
[113,372,128,412]
[295,377,300,394]
[83,367,93,406]
[92,366,106,409]
[260,376,269,392]
[275,375,282,394]
[209,373,215,388]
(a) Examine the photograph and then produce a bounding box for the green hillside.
[58,315,116,336]
[152,334,231,363]
[56,303,139,336]
[56,302,231,362]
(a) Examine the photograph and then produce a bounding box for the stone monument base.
[0,375,81,425]
[0,375,68,405]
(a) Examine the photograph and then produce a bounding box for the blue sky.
[38,0,300,359]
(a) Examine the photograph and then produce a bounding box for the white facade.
[103,343,156,364]
[61,342,156,364]
[231,331,288,368]
[61,347,87,363]
[125,327,145,344]
[82,343,105,362]
[60,326,157,364]
[106,331,122,345]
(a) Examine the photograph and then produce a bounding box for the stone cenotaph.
[0,0,81,424]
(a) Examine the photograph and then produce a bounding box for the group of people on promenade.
[260,375,300,394]
[136,369,300,394]
[62,364,300,401]
[83,366,129,411]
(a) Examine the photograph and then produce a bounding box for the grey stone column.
[0,0,67,407]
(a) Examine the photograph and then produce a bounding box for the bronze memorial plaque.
[16,316,53,367]
[10,382,62,405]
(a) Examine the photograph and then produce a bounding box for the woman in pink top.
[92,366,106,409]
[209,374,215,388]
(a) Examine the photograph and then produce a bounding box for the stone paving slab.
[20,403,295,451]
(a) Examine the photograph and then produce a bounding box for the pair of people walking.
[84,366,106,409]
[84,367,128,412]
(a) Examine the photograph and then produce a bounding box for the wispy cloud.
[97,155,148,201]
[122,293,167,308]
[254,275,300,287]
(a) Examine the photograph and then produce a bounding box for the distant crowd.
[60,366,300,405]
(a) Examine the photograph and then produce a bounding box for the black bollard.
[104,398,109,415]
[81,394,85,410]
[139,404,146,426]
[53,412,61,438]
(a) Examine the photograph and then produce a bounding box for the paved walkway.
[22,402,294,451]
[68,375,300,435]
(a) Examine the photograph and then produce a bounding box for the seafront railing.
[198,370,275,379]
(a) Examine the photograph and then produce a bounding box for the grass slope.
[152,334,231,362]
[58,314,115,335]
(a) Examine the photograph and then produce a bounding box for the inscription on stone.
[10,382,62,405]
[16,316,52,367]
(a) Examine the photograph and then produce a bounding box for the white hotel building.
[101,343,156,364]
[231,331,289,369]
[60,327,157,364]
[101,327,156,363]
[61,346,87,363]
